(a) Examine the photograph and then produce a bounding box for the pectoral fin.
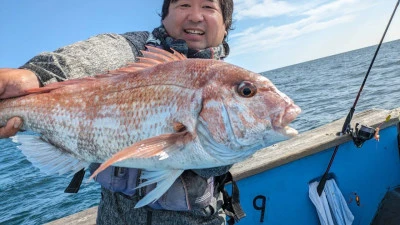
[90,131,194,179]
[134,169,184,208]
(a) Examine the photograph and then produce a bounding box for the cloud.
[230,0,377,56]
[234,0,297,19]
[304,0,359,17]
[230,15,355,56]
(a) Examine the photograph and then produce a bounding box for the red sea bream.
[0,47,301,207]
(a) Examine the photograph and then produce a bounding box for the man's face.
[162,0,227,50]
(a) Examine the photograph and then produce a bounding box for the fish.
[0,46,301,208]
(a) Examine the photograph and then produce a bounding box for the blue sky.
[0,0,399,72]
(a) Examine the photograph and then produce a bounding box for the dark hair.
[161,0,234,37]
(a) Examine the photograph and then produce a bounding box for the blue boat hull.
[232,119,400,224]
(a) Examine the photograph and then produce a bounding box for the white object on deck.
[309,179,354,225]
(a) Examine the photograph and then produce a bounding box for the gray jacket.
[21,31,230,225]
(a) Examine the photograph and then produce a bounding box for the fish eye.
[237,81,257,98]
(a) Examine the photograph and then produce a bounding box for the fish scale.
[0,46,301,207]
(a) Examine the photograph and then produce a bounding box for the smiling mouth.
[184,29,205,35]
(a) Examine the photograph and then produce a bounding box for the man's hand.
[0,117,23,138]
[0,68,40,99]
[0,68,40,138]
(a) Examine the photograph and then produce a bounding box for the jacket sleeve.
[20,31,149,86]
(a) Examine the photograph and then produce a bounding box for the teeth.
[283,126,298,137]
[276,126,298,137]
[185,29,204,35]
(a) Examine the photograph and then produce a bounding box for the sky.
[0,0,399,73]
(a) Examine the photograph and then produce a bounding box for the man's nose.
[187,6,204,22]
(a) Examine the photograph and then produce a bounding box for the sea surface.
[0,39,399,225]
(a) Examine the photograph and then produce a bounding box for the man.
[0,0,240,224]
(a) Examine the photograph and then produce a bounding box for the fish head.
[198,61,301,159]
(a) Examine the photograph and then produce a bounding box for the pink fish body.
[1,47,301,207]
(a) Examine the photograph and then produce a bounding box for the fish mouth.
[271,103,301,137]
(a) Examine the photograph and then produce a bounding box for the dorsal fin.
[130,57,161,66]
[144,45,186,61]
[25,46,186,94]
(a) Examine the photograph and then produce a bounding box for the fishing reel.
[348,123,376,148]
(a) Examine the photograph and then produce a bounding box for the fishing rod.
[316,0,400,195]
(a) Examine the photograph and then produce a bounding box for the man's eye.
[180,4,190,7]
[203,5,216,9]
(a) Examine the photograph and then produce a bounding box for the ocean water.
[0,39,399,225]
[264,39,400,133]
